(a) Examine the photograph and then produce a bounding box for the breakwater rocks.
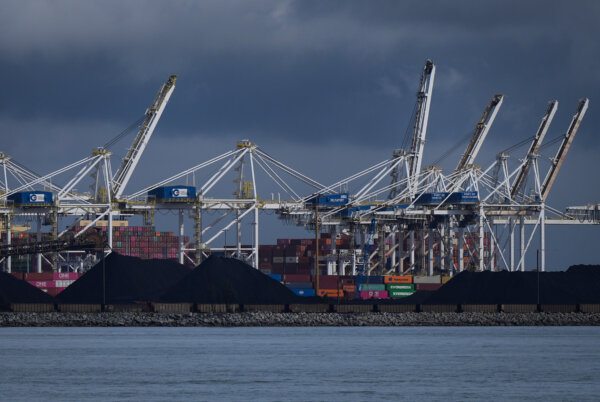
[2,312,600,327]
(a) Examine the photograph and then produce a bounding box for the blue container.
[414,192,449,205]
[291,288,316,297]
[448,191,479,204]
[7,191,54,206]
[148,186,196,201]
[267,274,282,282]
[286,282,313,289]
[355,275,384,284]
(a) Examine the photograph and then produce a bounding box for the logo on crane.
[29,193,44,203]
[171,188,188,198]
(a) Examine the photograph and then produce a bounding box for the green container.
[386,284,415,291]
[389,290,415,298]
[358,283,386,291]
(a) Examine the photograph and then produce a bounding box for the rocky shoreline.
[1,312,600,327]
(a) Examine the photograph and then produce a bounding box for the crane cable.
[102,115,146,149]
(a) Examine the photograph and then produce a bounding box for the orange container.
[384,275,413,284]
[317,289,344,297]
[342,285,356,293]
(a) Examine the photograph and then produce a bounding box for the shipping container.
[413,275,441,284]
[28,280,55,288]
[24,272,53,281]
[415,283,442,291]
[7,191,54,206]
[282,274,310,283]
[358,283,386,291]
[388,290,415,298]
[359,290,389,300]
[53,272,79,280]
[290,288,316,297]
[267,274,282,282]
[386,283,415,291]
[317,289,344,298]
[286,282,313,289]
[384,275,413,284]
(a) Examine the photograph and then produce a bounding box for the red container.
[314,275,338,289]
[25,272,53,281]
[53,272,79,280]
[415,283,442,291]
[283,274,311,283]
[28,280,56,288]
[360,290,389,300]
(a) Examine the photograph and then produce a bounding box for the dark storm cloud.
[1,0,600,267]
[0,0,599,184]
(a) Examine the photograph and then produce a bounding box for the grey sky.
[1,1,599,268]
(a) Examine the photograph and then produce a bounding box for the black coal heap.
[161,255,312,304]
[424,269,600,305]
[0,271,55,305]
[56,253,191,304]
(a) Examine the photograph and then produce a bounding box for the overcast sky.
[1,1,599,268]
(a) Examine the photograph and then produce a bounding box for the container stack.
[357,276,388,300]
[413,275,443,291]
[87,225,189,260]
[19,272,80,296]
[283,274,315,297]
[384,275,415,298]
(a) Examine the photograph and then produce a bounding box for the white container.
[413,275,441,284]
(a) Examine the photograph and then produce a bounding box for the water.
[0,326,599,401]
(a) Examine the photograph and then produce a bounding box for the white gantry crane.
[111,74,177,200]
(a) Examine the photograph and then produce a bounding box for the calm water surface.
[0,326,598,401]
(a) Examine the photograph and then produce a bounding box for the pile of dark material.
[424,268,600,305]
[0,272,55,306]
[56,253,191,304]
[161,256,316,304]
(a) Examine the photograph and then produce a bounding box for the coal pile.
[0,271,55,306]
[56,253,191,304]
[424,270,600,305]
[161,256,315,304]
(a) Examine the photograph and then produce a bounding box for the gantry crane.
[455,94,504,173]
[510,100,558,200]
[540,98,589,201]
[111,74,177,200]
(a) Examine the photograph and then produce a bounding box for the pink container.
[53,272,79,280]
[360,290,390,300]
[28,280,56,288]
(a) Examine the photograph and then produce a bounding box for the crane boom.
[112,74,177,199]
[455,94,504,172]
[540,98,588,201]
[510,100,558,199]
[408,60,436,180]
